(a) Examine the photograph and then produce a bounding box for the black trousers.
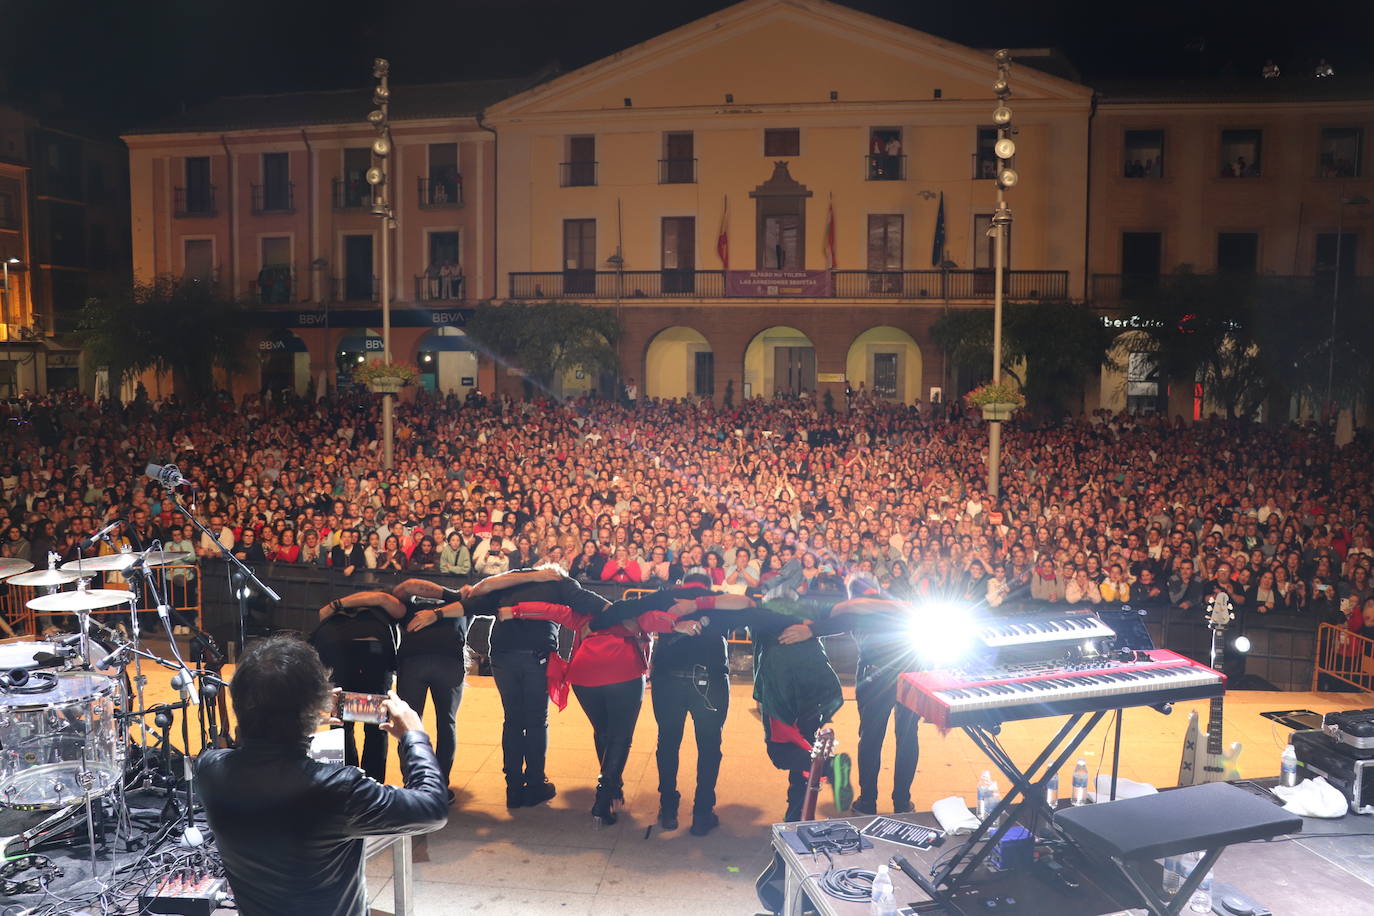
[397,652,466,786]
[573,678,643,796]
[489,649,550,787]
[652,668,729,811]
[334,640,394,783]
[855,668,920,806]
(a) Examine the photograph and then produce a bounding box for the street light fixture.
[1,257,20,326]
[369,58,397,470]
[987,51,1018,499]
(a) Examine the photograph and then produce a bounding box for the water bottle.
[976,770,999,820]
[870,863,897,916]
[1186,853,1212,912]
[1280,744,1298,787]
[1162,856,1183,896]
[1045,772,1060,808]
[1072,759,1090,806]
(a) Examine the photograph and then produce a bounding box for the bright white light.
[908,600,978,668]
[1232,636,1251,655]
[356,355,365,364]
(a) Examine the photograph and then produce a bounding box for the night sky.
[1,0,1369,134]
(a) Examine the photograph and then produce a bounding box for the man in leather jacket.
[196,634,448,916]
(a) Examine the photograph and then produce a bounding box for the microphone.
[146,462,188,487]
[96,644,130,669]
[82,518,125,549]
[172,668,200,706]
[407,595,447,608]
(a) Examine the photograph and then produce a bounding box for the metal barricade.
[15,564,203,637]
[1313,622,1374,692]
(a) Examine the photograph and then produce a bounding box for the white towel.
[931,796,982,835]
[1273,777,1348,818]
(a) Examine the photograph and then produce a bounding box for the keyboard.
[898,650,1225,729]
[975,609,1117,651]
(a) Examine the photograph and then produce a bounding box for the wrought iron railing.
[332,177,370,210]
[251,182,295,215]
[414,273,466,301]
[174,185,217,217]
[332,275,379,303]
[865,154,905,181]
[417,176,463,209]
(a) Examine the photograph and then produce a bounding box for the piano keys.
[974,609,1117,651]
[898,649,1225,729]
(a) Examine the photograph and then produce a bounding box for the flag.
[824,192,837,269]
[716,195,730,270]
[931,192,946,266]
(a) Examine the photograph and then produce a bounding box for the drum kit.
[0,546,223,869]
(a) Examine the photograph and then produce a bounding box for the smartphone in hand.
[334,691,389,724]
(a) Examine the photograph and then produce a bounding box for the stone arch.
[416,326,478,395]
[644,325,713,400]
[845,326,923,403]
[743,326,815,398]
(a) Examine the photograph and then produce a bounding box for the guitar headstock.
[1206,591,1234,630]
[811,726,835,761]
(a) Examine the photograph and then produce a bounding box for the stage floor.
[125,661,1373,915]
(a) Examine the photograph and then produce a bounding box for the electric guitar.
[755,727,839,914]
[1177,592,1242,785]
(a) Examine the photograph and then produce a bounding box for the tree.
[77,275,250,398]
[464,300,621,396]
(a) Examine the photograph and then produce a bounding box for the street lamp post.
[2,258,21,398]
[367,59,396,469]
[2,257,19,325]
[1326,193,1370,417]
[987,51,1019,499]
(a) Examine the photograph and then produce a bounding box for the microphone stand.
[167,489,281,657]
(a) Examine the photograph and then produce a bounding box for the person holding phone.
[196,634,447,916]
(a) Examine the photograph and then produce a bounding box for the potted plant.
[963,379,1026,421]
[352,361,419,395]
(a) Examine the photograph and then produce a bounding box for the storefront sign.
[725,270,833,297]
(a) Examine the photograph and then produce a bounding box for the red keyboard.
[898,650,1225,729]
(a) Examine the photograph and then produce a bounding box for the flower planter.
[367,377,406,395]
[978,401,1017,422]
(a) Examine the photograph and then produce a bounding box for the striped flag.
[716,195,730,270]
[931,191,946,266]
[824,192,837,269]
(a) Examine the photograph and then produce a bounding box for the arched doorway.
[644,326,713,400]
[1101,330,1165,414]
[743,326,815,398]
[417,327,478,395]
[845,326,922,403]
[258,330,310,395]
[336,328,383,387]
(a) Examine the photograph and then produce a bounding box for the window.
[258,237,292,304]
[661,133,695,184]
[424,232,462,300]
[1123,130,1165,178]
[866,214,903,293]
[1126,351,1163,414]
[694,351,715,397]
[343,235,374,301]
[661,217,695,293]
[1121,232,1162,298]
[563,136,596,187]
[180,156,214,215]
[873,353,898,399]
[764,128,800,157]
[261,152,291,211]
[1319,128,1362,178]
[762,215,802,269]
[183,239,214,283]
[0,191,14,229]
[425,143,460,206]
[338,148,370,208]
[1216,233,1259,273]
[975,128,998,179]
[562,219,596,294]
[867,128,903,180]
[1219,130,1262,177]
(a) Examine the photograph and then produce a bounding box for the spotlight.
[366,167,384,186]
[994,137,1016,159]
[371,137,391,158]
[992,106,1012,125]
[909,601,979,668]
[367,109,385,125]
[996,167,1019,189]
[993,79,1009,95]
[357,355,365,364]
[994,48,1011,63]
[422,354,433,363]
[1232,636,1251,654]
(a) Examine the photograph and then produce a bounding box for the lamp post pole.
[369,59,396,469]
[987,51,1018,500]
[2,258,21,398]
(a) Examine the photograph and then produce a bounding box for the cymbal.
[60,550,192,573]
[7,569,82,587]
[28,589,136,612]
[0,558,35,579]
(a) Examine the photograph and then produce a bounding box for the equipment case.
[1323,708,1374,749]
[1291,729,1374,815]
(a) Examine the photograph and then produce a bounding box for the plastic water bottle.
[870,863,897,916]
[1280,744,1298,787]
[1045,772,1060,808]
[1072,759,1090,806]
[1186,853,1212,912]
[976,770,999,820]
[1162,856,1183,896]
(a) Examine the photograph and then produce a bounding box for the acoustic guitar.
[754,727,838,914]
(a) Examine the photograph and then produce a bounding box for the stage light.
[909,600,978,668]
[997,167,1019,189]
[422,353,433,362]
[995,137,1016,160]
[994,48,1011,63]
[992,106,1012,125]
[357,355,365,364]
[1232,635,1251,654]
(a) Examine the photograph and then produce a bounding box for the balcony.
[659,158,697,185]
[174,185,217,218]
[560,161,597,188]
[417,176,463,209]
[251,182,295,215]
[414,272,466,301]
[253,268,296,305]
[507,269,1068,301]
[865,154,905,181]
[332,275,379,303]
[332,178,370,211]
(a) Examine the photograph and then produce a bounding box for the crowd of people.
[2,387,1372,646]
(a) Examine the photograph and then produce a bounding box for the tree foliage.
[464,300,622,392]
[77,275,250,397]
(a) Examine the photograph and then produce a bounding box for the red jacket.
[510,601,676,687]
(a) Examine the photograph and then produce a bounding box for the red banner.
[725,270,833,297]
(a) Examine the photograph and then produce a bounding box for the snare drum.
[0,672,125,809]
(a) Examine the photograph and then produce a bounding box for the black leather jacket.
[196,730,447,916]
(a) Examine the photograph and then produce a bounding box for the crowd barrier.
[1313,622,1374,692]
[0,565,203,637]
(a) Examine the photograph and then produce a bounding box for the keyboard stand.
[907,710,1109,913]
